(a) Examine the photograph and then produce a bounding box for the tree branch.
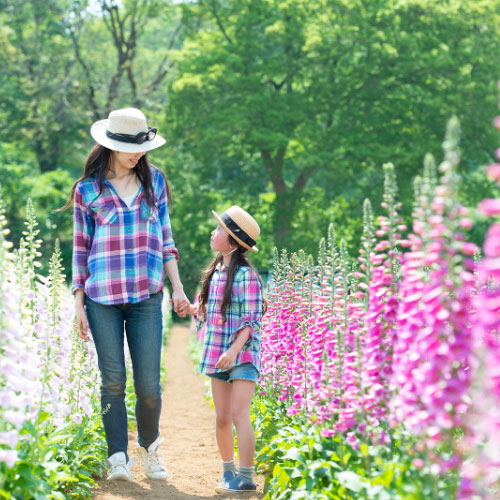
[145,18,183,94]
[208,0,233,45]
[261,149,287,195]
[293,165,318,192]
[68,19,100,120]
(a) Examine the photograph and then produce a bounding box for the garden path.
[92,324,265,500]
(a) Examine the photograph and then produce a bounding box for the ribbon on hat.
[221,212,256,248]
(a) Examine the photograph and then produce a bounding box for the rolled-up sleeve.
[71,186,94,294]
[230,268,262,345]
[157,175,179,263]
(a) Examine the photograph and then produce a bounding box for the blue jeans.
[85,292,163,458]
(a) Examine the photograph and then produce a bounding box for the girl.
[62,108,189,481]
[188,205,266,493]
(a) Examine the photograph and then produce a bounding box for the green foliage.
[1,0,499,294]
[0,0,185,173]
[252,393,460,499]
[167,0,500,253]
[0,198,109,498]
[0,416,106,500]
[0,145,74,278]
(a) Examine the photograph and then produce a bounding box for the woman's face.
[211,224,235,253]
[112,150,145,171]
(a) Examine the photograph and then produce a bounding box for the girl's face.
[112,150,145,171]
[211,224,236,253]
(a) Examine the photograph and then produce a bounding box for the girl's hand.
[187,303,199,316]
[215,349,237,370]
[75,305,91,341]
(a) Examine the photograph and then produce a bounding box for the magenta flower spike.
[391,118,475,487]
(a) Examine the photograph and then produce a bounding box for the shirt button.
[126,227,132,233]
[128,248,132,252]
[217,320,224,325]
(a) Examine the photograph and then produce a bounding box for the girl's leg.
[211,378,234,461]
[124,292,163,450]
[85,297,128,458]
[231,380,256,468]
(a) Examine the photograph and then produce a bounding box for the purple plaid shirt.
[72,166,178,305]
[199,264,262,375]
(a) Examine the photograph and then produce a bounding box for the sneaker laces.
[108,457,137,478]
[147,438,166,472]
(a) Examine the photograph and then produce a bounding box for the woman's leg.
[125,292,163,450]
[211,378,234,461]
[85,297,128,458]
[231,380,256,468]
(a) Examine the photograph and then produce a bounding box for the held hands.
[215,349,237,371]
[187,303,199,316]
[171,300,199,317]
[171,288,190,317]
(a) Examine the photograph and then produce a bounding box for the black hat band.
[221,213,256,248]
[105,128,156,144]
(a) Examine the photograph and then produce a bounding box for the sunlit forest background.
[1,0,499,298]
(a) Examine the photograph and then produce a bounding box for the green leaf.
[283,447,302,461]
[336,471,366,493]
[278,469,290,491]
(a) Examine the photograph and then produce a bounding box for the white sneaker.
[137,436,168,480]
[107,452,136,481]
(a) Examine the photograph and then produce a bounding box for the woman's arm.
[72,185,93,341]
[74,289,90,341]
[72,185,94,294]
[164,258,189,316]
[156,171,188,315]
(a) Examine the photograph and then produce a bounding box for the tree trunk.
[261,148,315,250]
[35,137,59,173]
[273,190,295,250]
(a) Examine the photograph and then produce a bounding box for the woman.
[63,108,189,481]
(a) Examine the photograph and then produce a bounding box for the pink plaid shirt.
[198,264,262,375]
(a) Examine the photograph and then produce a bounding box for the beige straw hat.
[212,206,260,252]
[90,108,166,153]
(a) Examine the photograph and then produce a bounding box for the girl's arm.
[229,268,262,345]
[215,326,251,370]
[216,268,263,369]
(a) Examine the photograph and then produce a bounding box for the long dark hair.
[198,235,267,322]
[59,144,172,210]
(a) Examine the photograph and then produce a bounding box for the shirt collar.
[215,262,227,274]
[99,177,144,204]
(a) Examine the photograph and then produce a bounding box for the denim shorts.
[207,362,259,384]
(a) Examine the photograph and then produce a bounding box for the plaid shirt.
[199,264,263,375]
[72,166,178,305]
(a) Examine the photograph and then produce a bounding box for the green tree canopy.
[167,0,500,251]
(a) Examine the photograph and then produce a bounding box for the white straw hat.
[90,108,166,153]
[212,206,260,252]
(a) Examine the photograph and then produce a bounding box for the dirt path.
[93,325,265,500]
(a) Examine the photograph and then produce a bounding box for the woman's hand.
[172,288,190,317]
[75,304,91,341]
[215,349,237,370]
